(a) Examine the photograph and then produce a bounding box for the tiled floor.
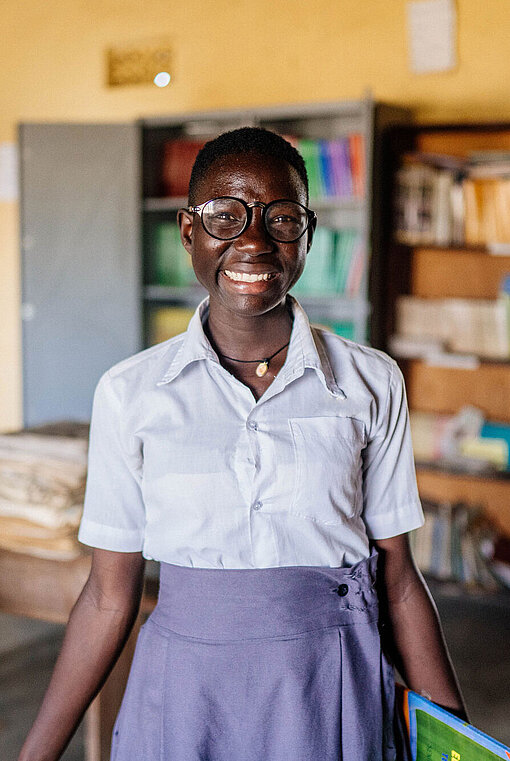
[1,589,509,760]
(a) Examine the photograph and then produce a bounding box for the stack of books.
[160,134,365,203]
[0,434,88,560]
[392,294,510,360]
[394,150,510,250]
[409,408,510,474]
[409,500,499,589]
[297,135,365,200]
[149,221,366,297]
[293,227,365,297]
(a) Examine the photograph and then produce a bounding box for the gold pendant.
[256,361,268,378]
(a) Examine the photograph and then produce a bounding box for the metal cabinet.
[19,123,141,425]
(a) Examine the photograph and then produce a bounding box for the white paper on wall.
[0,142,19,201]
[407,0,457,74]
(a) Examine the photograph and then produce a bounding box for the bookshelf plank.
[412,248,510,299]
[406,360,510,423]
[416,466,510,537]
[416,129,510,157]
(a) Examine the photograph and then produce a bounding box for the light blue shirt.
[78,297,424,568]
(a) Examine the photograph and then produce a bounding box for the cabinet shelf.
[416,460,510,481]
[425,577,510,609]
[415,466,510,536]
[144,197,188,212]
[396,243,502,255]
[144,285,207,303]
[404,358,510,423]
[393,351,510,367]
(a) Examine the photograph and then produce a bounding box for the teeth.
[224,270,274,283]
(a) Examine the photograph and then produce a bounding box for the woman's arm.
[18,548,145,761]
[373,533,469,721]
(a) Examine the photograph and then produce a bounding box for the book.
[295,135,364,200]
[344,234,366,295]
[395,151,510,247]
[401,688,510,760]
[293,226,333,295]
[318,140,335,196]
[349,133,365,198]
[312,319,355,341]
[294,227,363,297]
[394,295,510,360]
[299,139,322,200]
[333,229,354,293]
[162,139,206,197]
[409,497,508,589]
[150,306,195,345]
[152,222,196,287]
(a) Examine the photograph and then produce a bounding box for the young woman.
[19,127,467,761]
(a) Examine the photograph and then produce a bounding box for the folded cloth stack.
[0,433,88,560]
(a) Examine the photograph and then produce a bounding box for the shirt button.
[336,584,349,597]
[248,421,258,431]
[252,501,262,511]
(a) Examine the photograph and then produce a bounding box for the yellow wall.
[1,0,509,429]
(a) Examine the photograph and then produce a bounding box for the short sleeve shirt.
[78,297,424,568]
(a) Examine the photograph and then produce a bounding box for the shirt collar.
[157,296,346,399]
[284,297,346,399]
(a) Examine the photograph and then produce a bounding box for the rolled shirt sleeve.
[361,360,424,540]
[78,371,146,552]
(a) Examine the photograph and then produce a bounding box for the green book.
[313,319,355,341]
[334,229,357,294]
[296,227,335,295]
[402,688,510,760]
[153,223,195,287]
[299,139,322,200]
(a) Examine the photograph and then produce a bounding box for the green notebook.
[402,689,510,760]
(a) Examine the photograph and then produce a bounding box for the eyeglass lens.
[201,198,309,242]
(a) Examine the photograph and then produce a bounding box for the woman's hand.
[17,548,145,761]
[373,533,469,722]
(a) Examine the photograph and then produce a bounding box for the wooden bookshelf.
[406,360,510,421]
[139,99,410,348]
[384,124,510,538]
[411,248,510,299]
[416,467,510,537]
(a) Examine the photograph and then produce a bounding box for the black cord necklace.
[217,340,290,378]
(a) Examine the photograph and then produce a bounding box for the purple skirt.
[110,552,398,760]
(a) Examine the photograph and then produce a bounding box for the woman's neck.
[205,299,293,361]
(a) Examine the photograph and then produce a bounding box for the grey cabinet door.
[20,123,141,426]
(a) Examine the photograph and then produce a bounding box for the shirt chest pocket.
[289,416,366,524]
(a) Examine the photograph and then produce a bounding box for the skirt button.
[336,583,348,597]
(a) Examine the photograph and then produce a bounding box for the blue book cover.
[403,689,510,760]
[318,140,334,197]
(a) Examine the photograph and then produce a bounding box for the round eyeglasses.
[187,197,317,243]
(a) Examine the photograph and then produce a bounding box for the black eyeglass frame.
[186,196,317,243]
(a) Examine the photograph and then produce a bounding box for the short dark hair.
[188,126,309,204]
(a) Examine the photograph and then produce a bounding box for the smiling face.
[178,152,315,324]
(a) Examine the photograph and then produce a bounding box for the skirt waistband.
[149,552,380,641]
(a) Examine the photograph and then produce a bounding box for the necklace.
[217,340,290,378]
